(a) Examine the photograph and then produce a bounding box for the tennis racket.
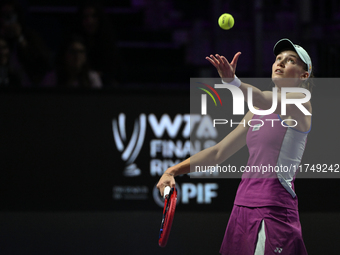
[158,186,177,247]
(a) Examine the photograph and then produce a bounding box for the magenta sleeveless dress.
[220,113,310,255]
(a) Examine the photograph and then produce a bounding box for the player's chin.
[272,76,301,88]
[271,75,283,83]
[271,76,289,88]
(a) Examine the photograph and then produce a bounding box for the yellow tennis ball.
[218,13,234,30]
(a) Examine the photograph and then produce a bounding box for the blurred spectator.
[41,35,102,89]
[71,1,120,87]
[0,0,51,87]
[0,36,21,87]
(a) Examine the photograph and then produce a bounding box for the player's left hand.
[206,52,241,82]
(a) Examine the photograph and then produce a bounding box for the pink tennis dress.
[220,113,310,255]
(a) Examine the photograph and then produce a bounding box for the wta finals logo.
[112,113,146,177]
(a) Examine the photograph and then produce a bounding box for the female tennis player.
[157,38,313,254]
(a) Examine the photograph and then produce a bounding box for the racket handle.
[163,186,171,199]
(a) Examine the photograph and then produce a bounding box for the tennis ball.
[218,13,234,30]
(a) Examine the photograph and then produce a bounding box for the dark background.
[1,0,340,254]
[16,0,340,84]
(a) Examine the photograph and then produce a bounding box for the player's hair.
[300,63,314,93]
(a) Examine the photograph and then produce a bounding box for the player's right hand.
[156,172,176,197]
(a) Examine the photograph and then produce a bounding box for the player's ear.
[300,71,309,80]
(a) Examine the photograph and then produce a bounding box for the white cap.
[273,38,312,77]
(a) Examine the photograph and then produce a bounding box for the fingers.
[205,55,219,68]
[209,54,226,65]
[205,57,217,68]
[215,54,229,67]
[206,53,241,67]
[212,54,221,64]
[156,182,165,197]
[206,54,231,69]
[156,175,176,197]
[170,179,176,189]
[230,52,242,69]
[221,56,229,65]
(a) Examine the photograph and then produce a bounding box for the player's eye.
[288,58,295,64]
